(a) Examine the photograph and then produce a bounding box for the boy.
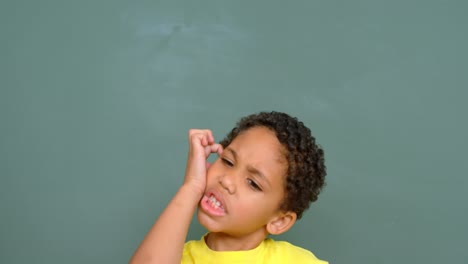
[130,112,327,263]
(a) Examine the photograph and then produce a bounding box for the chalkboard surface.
[1,1,467,263]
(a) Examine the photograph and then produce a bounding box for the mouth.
[199,191,226,216]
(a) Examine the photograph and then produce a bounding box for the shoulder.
[183,239,203,255]
[263,239,328,264]
[182,240,203,264]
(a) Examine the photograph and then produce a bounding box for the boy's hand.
[184,129,223,197]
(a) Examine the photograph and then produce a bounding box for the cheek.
[237,196,278,216]
[254,194,283,215]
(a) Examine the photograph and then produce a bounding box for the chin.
[197,208,223,232]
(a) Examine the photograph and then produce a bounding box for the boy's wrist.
[179,184,205,203]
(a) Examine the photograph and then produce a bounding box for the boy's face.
[198,126,288,237]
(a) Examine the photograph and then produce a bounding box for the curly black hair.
[219,111,326,219]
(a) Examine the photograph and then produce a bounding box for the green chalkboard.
[1,0,467,263]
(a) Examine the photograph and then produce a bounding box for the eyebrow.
[225,148,272,188]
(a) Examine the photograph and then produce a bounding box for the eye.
[247,178,262,191]
[221,158,234,167]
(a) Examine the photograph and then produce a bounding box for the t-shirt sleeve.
[181,241,195,264]
[273,241,328,264]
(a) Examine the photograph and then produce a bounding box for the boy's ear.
[266,211,297,235]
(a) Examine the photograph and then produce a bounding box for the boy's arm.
[129,129,222,264]
[129,185,200,264]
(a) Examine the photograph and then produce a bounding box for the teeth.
[208,195,222,209]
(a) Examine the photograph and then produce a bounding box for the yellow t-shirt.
[182,236,328,264]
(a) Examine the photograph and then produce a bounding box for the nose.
[219,173,236,194]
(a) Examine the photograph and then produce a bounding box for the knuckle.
[189,129,202,139]
[189,133,199,141]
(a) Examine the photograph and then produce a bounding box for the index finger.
[204,143,223,157]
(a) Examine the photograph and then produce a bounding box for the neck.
[205,230,268,251]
